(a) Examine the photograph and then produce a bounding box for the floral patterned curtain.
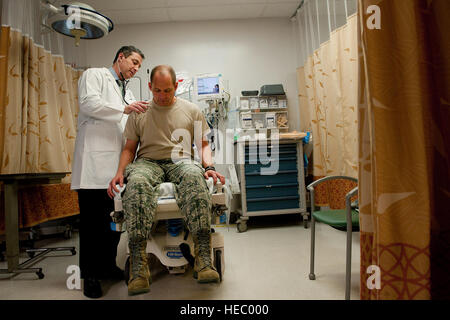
[0,26,82,177]
[358,0,450,299]
[0,26,81,234]
[297,13,359,208]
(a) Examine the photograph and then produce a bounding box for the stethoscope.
[117,62,131,105]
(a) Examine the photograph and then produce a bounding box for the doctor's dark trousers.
[77,189,121,279]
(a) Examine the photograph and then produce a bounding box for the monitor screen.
[197,76,220,96]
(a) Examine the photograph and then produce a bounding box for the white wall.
[85,18,300,130]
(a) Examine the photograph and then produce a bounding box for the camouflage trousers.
[122,158,212,242]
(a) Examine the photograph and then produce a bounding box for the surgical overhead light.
[40,1,114,46]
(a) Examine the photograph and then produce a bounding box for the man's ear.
[174,82,178,91]
[148,82,152,91]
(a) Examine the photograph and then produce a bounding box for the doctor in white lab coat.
[71,45,148,299]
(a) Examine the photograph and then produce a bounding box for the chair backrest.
[307,176,358,211]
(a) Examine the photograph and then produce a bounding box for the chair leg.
[309,216,316,280]
[345,225,352,300]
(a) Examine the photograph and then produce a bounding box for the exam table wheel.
[37,270,45,279]
[214,249,222,282]
[236,220,247,233]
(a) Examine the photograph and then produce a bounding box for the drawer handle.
[266,185,272,188]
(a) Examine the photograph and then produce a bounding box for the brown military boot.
[193,231,220,283]
[128,238,151,296]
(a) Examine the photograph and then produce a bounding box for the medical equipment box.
[241,112,253,129]
[259,84,285,96]
[266,112,276,128]
[259,98,268,109]
[240,99,249,110]
[241,90,259,96]
[249,97,259,110]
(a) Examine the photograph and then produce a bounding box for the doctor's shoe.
[83,278,102,299]
[193,232,220,283]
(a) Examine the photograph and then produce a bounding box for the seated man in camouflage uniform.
[107,65,225,296]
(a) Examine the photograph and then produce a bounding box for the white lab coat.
[71,67,136,189]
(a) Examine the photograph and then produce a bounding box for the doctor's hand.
[204,169,225,186]
[124,101,149,115]
[107,173,125,199]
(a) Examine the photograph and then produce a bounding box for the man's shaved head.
[150,65,177,86]
[148,64,179,106]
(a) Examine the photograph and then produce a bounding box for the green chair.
[307,176,359,300]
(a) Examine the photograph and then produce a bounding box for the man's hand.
[107,172,125,199]
[124,101,149,114]
[204,169,225,185]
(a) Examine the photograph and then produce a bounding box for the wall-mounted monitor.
[193,73,223,100]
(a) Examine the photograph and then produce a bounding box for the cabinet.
[238,95,289,131]
[235,138,308,232]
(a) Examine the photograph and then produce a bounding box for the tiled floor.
[0,214,360,300]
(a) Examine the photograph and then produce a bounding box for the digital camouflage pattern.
[127,238,151,295]
[122,158,212,241]
[193,230,220,283]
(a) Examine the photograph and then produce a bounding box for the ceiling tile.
[227,0,267,3]
[167,0,230,6]
[77,0,302,24]
[168,4,265,21]
[261,3,299,17]
[82,0,169,11]
[102,8,170,25]
[265,0,300,3]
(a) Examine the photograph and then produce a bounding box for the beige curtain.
[358,0,450,300]
[298,13,359,208]
[0,26,82,179]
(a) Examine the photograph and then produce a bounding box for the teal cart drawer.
[245,171,298,185]
[245,150,297,161]
[245,157,297,174]
[246,196,300,212]
[245,143,297,152]
[246,183,299,199]
[245,144,297,159]
[275,144,297,153]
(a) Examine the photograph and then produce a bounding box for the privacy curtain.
[358,0,450,299]
[0,26,82,234]
[0,26,82,176]
[296,12,359,208]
